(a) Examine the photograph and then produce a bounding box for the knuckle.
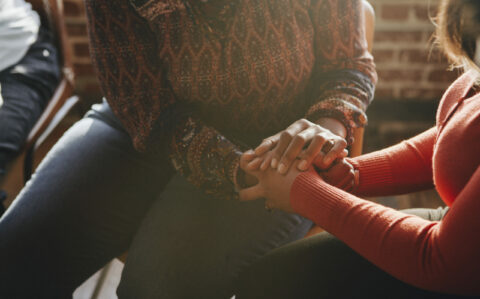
[314,134,326,143]
[338,139,347,148]
[280,131,293,140]
[293,135,306,145]
[298,118,309,126]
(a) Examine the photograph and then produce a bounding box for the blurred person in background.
[0,0,60,214]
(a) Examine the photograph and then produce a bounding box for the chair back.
[20,0,78,183]
[26,0,74,85]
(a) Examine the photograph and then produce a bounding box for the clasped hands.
[238,119,358,213]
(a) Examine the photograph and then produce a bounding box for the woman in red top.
[237,0,480,297]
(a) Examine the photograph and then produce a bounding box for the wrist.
[315,117,347,139]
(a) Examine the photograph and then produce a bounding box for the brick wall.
[63,0,98,105]
[369,0,460,102]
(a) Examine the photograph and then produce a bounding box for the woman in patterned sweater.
[0,0,375,297]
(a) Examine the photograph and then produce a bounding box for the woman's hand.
[317,158,358,192]
[247,119,348,175]
[239,150,305,213]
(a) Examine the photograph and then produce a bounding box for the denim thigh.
[0,103,174,298]
[118,175,312,299]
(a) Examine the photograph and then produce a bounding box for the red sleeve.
[290,165,480,295]
[349,126,436,197]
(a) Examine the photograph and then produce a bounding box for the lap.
[119,174,312,299]
[0,101,312,298]
[235,207,472,299]
[0,104,174,297]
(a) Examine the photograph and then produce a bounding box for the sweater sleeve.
[85,0,242,200]
[307,0,377,144]
[291,165,480,295]
[348,126,436,197]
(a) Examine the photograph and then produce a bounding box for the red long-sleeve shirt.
[291,70,480,295]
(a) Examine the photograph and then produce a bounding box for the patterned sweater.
[84,0,376,199]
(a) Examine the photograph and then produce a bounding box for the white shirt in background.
[0,0,40,72]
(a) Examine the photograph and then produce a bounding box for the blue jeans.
[0,100,312,298]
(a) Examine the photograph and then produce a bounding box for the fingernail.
[271,158,278,168]
[278,163,286,174]
[298,160,307,170]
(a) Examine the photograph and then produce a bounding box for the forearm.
[315,117,347,139]
[349,127,436,197]
[291,169,480,295]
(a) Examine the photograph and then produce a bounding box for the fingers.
[313,138,348,170]
[321,138,348,168]
[246,156,264,171]
[239,185,264,201]
[255,135,279,156]
[240,150,256,170]
[260,152,274,171]
[321,159,354,188]
[296,131,331,171]
[270,120,310,170]
[337,169,356,191]
[277,127,317,174]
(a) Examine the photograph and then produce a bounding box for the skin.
[239,150,357,208]
[244,118,348,178]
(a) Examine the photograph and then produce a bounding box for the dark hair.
[436,0,480,71]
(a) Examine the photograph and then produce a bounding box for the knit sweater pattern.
[84,0,376,199]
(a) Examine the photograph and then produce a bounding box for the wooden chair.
[0,0,78,207]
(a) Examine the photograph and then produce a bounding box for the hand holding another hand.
[245,119,348,175]
[316,158,358,193]
[239,150,303,213]
[238,151,359,213]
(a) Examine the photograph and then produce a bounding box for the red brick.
[63,0,83,17]
[66,24,87,37]
[400,87,446,100]
[413,4,437,21]
[377,69,423,82]
[381,4,410,21]
[374,88,395,99]
[73,43,90,57]
[398,49,429,64]
[375,31,423,43]
[372,49,395,64]
[428,69,460,83]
